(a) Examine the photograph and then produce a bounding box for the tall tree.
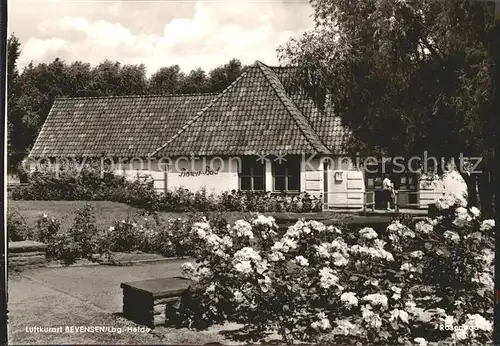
[148,65,185,94]
[206,58,244,92]
[179,67,208,93]
[279,0,496,216]
[7,34,22,164]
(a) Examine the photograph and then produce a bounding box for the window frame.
[239,157,266,191]
[272,157,301,193]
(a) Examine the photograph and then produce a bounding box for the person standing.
[382,174,394,211]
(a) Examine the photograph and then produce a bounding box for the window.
[239,157,265,191]
[272,156,300,192]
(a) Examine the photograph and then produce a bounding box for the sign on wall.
[179,166,220,177]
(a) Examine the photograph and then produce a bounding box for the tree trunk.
[460,172,478,207]
[478,170,494,219]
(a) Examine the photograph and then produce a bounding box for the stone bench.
[121,276,193,328]
[8,240,47,270]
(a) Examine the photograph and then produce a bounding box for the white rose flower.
[400,263,416,272]
[319,267,339,289]
[252,215,276,228]
[480,219,495,231]
[405,301,416,313]
[311,312,331,330]
[331,239,349,252]
[410,250,424,259]
[234,260,252,274]
[309,220,326,232]
[181,262,195,276]
[414,337,428,345]
[333,319,358,336]
[391,286,402,300]
[359,227,378,240]
[268,251,285,262]
[443,230,460,243]
[205,283,216,293]
[233,290,245,303]
[389,309,409,323]
[233,220,254,239]
[373,239,387,249]
[315,243,332,258]
[327,225,342,234]
[332,252,349,266]
[340,292,358,307]
[294,255,309,267]
[196,229,207,239]
[415,221,433,234]
[362,294,388,309]
[453,328,468,341]
[198,267,212,278]
[469,206,480,218]
[465,313,493,331]
[443,314,455,326]
[283,237,298,251]
[271,241,284,251]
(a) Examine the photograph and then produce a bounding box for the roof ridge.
[255,62,331,154]
[55,93,219,101]
[148,66,257,157]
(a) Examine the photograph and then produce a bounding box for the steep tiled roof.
[31,61,350,158]
[29,94,217,157]
[271,66,350,154]
[151,61,331,157]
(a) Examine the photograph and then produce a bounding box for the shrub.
[67,204,101,258]
[12,165,323,213]
[7,211,34,242]
[36,214,62,259]
[176,193,493,345]
[104,218,142,252]
[50,232,82,265]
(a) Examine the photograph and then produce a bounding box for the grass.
[7,200,354,233]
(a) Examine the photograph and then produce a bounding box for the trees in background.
[6,34,246,172]
[278,0,496,216]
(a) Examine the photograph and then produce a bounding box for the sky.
[8,0,315,75]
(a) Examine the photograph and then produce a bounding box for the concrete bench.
[121,276,193,328]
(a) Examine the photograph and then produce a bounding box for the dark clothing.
[382,189,392,207]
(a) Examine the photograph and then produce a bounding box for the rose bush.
[12,166,323,213]
[178,192,494,345]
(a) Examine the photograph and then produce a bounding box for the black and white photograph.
[3,0,498,344]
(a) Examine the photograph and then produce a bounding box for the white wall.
[419,169,468,208]
[112,158,240,194]
[166,158,239,194]
[309,156,365,209]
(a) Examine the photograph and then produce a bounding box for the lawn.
[7,200,251,232]
[7,199,356,233]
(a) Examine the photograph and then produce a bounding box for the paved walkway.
[8,260,201,345]
[10,259,194,313]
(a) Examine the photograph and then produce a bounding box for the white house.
[28,61,465,210]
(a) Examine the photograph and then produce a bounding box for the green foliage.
[67,204,100,258]
[36,214,62,258]
[7,211,34,242]
[12,167,323,213]
[175,201,493,344]
[278,0,496,212]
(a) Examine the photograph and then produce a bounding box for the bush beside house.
[11,168,323,213]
